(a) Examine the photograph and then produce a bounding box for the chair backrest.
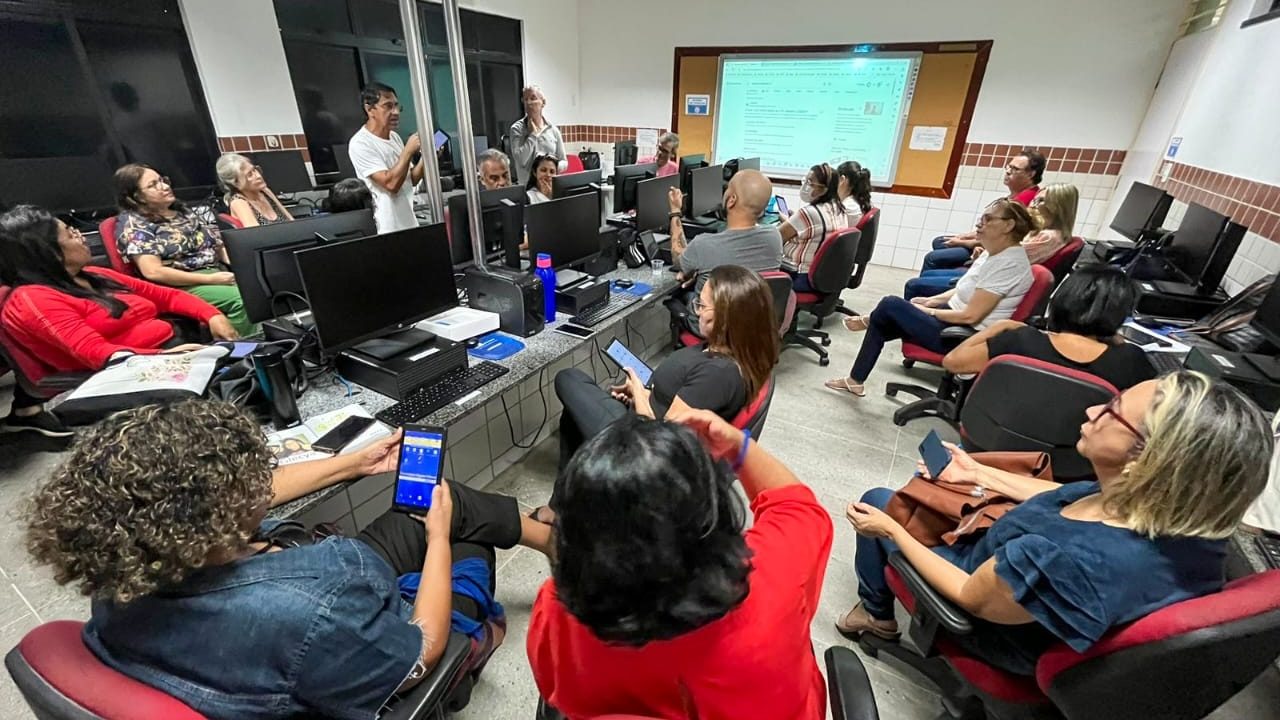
[0,285,64,397]
[5,620,206,720]
[730,375,775,440]
[565,155,585,174]
[96,216,137,277]
[216,212,244,230]
[760,270,797,338]
[808,228,861,294]
[1038,569,1280,720]
[960,355,1117,478]
[1011,264,1055,322]
[848,208,879,289]
[1042,236,1084,289]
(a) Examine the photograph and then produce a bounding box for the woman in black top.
[943,265,1155,390]
[550,265,779,478]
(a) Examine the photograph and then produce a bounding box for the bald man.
[666,169,783,333]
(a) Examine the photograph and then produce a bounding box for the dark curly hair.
[552,415,751,646]
[26,401,274,604]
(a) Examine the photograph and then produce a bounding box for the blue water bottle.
[535,253,556,322]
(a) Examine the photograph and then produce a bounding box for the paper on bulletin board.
[908,126,948,152]
[636,128,659,151]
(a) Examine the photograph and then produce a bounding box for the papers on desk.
[265,404,392,466]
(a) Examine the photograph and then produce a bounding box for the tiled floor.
[1,265,1277,719]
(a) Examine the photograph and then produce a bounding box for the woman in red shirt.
[527,408,834,720]
[0,205,236,436]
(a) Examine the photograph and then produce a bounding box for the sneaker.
[1,411,74,438]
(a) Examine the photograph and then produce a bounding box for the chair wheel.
[856,637,879,658]
[819,356,830,367]
[820,337,831,347]
[902,359,915,369]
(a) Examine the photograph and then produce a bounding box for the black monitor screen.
[446,186,525,266]
[1109,181,1172,241]
[224,209,376,322]
[552,169,602,199]
[1251,280,1280,349]
[526,192,601,270]
[296,223,458,353]
[1167,203,1229,283]
[613,162,657,213]
[738,157,760,171]
[246,150,314,194]
[690,164,725,217]
[636,174,680,231]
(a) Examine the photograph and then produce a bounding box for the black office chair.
[834,207,879,319]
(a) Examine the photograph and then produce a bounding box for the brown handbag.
[885,451,1054,547]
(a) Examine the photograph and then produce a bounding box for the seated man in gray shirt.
[666,169,783,334]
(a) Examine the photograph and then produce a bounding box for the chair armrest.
[780,259,799,274]
[825,646,880,720]
[887,552,974,636]
[939,325,976,342]
[380,632,472,720]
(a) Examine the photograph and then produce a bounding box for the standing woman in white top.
[826,199,1034,397]
[346,82,424,234]
[780,163,848,291]
[509,86,566,184]
[525,155,558,205]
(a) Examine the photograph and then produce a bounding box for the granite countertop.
[270,262,679,519]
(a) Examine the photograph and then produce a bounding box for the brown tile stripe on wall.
[1153,162,1280,244]
[217,134,310,163]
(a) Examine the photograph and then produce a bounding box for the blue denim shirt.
[82,535,421,720]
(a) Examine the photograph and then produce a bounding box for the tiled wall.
[216,134,310,161]
[1151,162,1280,294]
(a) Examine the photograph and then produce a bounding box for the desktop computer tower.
[464,265,546,337]
[336,338,468,400]
[586,225,620,276]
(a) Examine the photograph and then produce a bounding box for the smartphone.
[393,425,448,514]
[604,338,654,386]
[311,416,376,454]
[918,429,951,480]
[774,195,790,216]
[432,129,449,150]
[1117,325,1173,348]
[554,323,595,339]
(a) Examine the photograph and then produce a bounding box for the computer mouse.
[614,279,635,289]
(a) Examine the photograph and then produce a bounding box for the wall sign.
[685,94,710,116]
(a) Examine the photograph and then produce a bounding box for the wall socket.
[266,134,281,149]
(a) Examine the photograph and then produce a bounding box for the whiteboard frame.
[711,51,923,186]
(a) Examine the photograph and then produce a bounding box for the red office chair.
[96,216,138,278]
[729,375,776,439]
[565,155,585,174]
[960,356,1118,480]
[785,228,862,366]
[671,270,795,349]
[0,287,92,403]
[216,212,244,231]
[537,646,881,720]
[858,554,1280,720]
[1040,237,1085,290]
[835,208,879,318]
[887,265,1054,426]
[5,620,476,720]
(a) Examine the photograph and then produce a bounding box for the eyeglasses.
[377,101,403,112]
[978,212,1013,224]
[1005,163,1030,174]
[144,176,171,191]
[1089,395,1147,447]
[246,165,264,177]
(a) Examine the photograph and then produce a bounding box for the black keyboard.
[569,293,641,327]
[1257,534,1280,570]
[1148,352,1186,375]
[375,361,509,426]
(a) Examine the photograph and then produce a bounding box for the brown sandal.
[836,603,900,641]
[842,316,869,332]
[824,377,866,397]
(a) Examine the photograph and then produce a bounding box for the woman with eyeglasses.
[112,163,256,336]
[838,371,1272,676]
[0,205,236,437]
[826,198,1034,397]
[215,153,294,227]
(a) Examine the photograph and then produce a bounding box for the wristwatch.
[668,211,683,219]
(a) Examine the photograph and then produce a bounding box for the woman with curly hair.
[26,400,551,720]
[528,408,834,719]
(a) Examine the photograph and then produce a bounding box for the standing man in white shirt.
[347,82,423,234]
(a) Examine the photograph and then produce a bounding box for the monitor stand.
[1246,354,1280,383]
[353,327,436,361]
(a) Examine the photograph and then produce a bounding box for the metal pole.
[397,0,443,223]
[441,0,486,270]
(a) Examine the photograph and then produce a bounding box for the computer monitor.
[525,192,601,270]
[1165,203,1242,293]
[635,174,680,232]
[738,157,760,172]
[224,209,376,323]
[552,168,602,199]
[678,154,708,209]
[612,162,657,213]
[690,164,725,218]
[245,151,314,194]
[1109,181,1173,241]
[295,223,458,354]
[446,185,526,269]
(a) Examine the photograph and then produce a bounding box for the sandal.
[842,316,869,332]
[824,377,866,397]
[836,603,900,642]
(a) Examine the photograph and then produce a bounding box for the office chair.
[785,227,862,366]
[536,646,881,720]
[858,553,1280,720]
[216,212,244,231]
[1041,237,1085,290]
[0,287,93,404]
[668,270,795,349]
[5,620,475,720]
[96,217,138,277]
[887,265,1054,426]
[960,355,1117,479]
[729,375,776,439]
[565,155,585,174]
[834,208,880,319]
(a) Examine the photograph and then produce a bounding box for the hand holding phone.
[604,338,654,386]
[393,425,447,514]
[918,430,951,480]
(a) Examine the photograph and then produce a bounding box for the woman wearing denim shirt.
[25,401,552,720]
